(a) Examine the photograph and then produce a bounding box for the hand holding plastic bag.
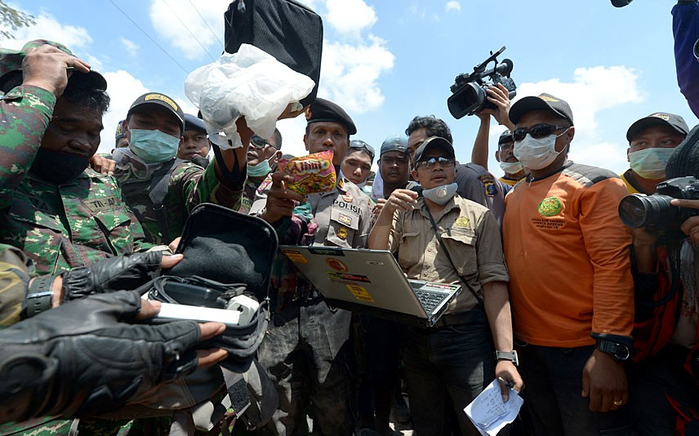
[185,44,315,149]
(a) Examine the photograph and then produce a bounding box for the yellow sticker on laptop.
[282,249,308,264]
[346,284,375,303]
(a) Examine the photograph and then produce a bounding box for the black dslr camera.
[447,46,517,119]
[618,176,699,229]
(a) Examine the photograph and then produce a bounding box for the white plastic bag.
[185,44,315,149]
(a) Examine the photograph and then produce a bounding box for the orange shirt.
[503,162,634,347]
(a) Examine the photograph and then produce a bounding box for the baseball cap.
[305,98,357,135]
[115,120,126,143]
[509,93,574,125]
[498,130,514,146]
[127,92,185,133]
[626,112,689,142]
[0,39,107,93]
[380,135,409,157]
[413,136,455,167]
[184,113,207,133]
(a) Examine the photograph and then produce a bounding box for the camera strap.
[424,208,484,306]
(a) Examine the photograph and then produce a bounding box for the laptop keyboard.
[414,289,449,314]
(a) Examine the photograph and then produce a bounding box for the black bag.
[224,0,323,107]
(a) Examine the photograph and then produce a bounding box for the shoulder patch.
[563,163,619,188]
[479,174,498,197]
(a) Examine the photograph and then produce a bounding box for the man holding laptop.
[368,136,523,436]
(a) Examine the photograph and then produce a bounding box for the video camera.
[618,176,699,230]
[447,46,517,119]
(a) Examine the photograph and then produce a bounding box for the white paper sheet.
[464,378,524,436]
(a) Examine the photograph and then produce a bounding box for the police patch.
[338,213,352,226]
[538,197,563,217]
[454,216,470,228]
[479,174,497,197]
[337,226,349,240]
[342,194,353,203]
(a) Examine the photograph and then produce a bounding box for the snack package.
[279,150,336,195]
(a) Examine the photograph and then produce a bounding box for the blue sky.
[5,0,694,177]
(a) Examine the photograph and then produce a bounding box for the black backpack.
[224,0,323,107]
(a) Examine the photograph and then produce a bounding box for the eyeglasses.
[349,140,375,160]
[251,135,273,149]
[416,156,455,169]
[512,124,569,142]
[498,137,514,151]
[382,155,410,166]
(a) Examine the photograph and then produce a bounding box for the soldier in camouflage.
[0,40,151,276]
[112,93,248,245]
[0,39,157,436]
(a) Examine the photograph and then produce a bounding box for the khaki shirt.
[388,195,508,314]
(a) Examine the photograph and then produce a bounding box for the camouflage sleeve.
[0,243,32,329]
[0,86,56,210]
[174,161,244,212]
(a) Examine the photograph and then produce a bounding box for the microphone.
[611,0,632,7]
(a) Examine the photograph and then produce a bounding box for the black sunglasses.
[349,140,375,160]
[416,156,455,169]
[512,124,569,142]
[251,135,273,149]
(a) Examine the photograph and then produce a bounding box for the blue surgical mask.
[128,129,180,163]
[247,158,272,178]
[629,148,675,180]
[422,182,458,205]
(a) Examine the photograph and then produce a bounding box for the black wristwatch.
[495,350,519,366]
[596,339,632,361]
[22,275,55,319]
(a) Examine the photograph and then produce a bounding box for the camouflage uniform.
[0,86,151,276]
[114,152,245,245]
[0,85,153,435]
[0,244,31,329]
[251,177,372,436]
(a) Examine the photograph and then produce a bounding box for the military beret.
[0,39,107,93]
[305,98,357,135]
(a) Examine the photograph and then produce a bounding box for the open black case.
[145,203,279,371]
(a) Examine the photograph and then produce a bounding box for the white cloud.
[149,0,229,60]
[511,65,643,174]
[325,0,377,36]
[276,116,309,159]
[120,37,139,57]
[320,35,395,114]
[0,10,92,52]
[445,1,461,13]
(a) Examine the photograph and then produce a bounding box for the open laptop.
[279,245,462,327]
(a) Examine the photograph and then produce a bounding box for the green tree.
[0,1,34,40]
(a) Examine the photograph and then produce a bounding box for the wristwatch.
[22,275,55,319]
[495,350,519,366]
[595,339,632,362]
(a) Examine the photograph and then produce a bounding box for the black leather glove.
[0,290,203,423]
[62,251,163,301]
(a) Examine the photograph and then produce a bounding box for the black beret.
[305,98,357,135]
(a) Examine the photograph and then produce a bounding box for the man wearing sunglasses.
[370,136,522,436]
[503,93,635,436]
[406,115,506,225]
[236,129,282,213]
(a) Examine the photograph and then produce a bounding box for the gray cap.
[380,135,409,157]
[626,112,689,142]
[509,93,574,125]
[413,136,455,166]
[498,130,513,146]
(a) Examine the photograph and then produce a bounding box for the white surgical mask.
[422,182,458,205]
[499,160,523,175]
[513,130,568,170]
[247,155,274,178]
[629,148,674,180]
[129,129,180,163]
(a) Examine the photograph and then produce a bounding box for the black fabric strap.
[22,275,55,318]
[424,208,484,306]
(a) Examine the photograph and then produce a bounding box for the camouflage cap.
[0,39,107,93]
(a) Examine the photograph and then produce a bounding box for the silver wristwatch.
[495,350,519,366]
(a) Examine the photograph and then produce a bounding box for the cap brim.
[413,137,455,165]
[626,117,686,142]
[509,96,556,125]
